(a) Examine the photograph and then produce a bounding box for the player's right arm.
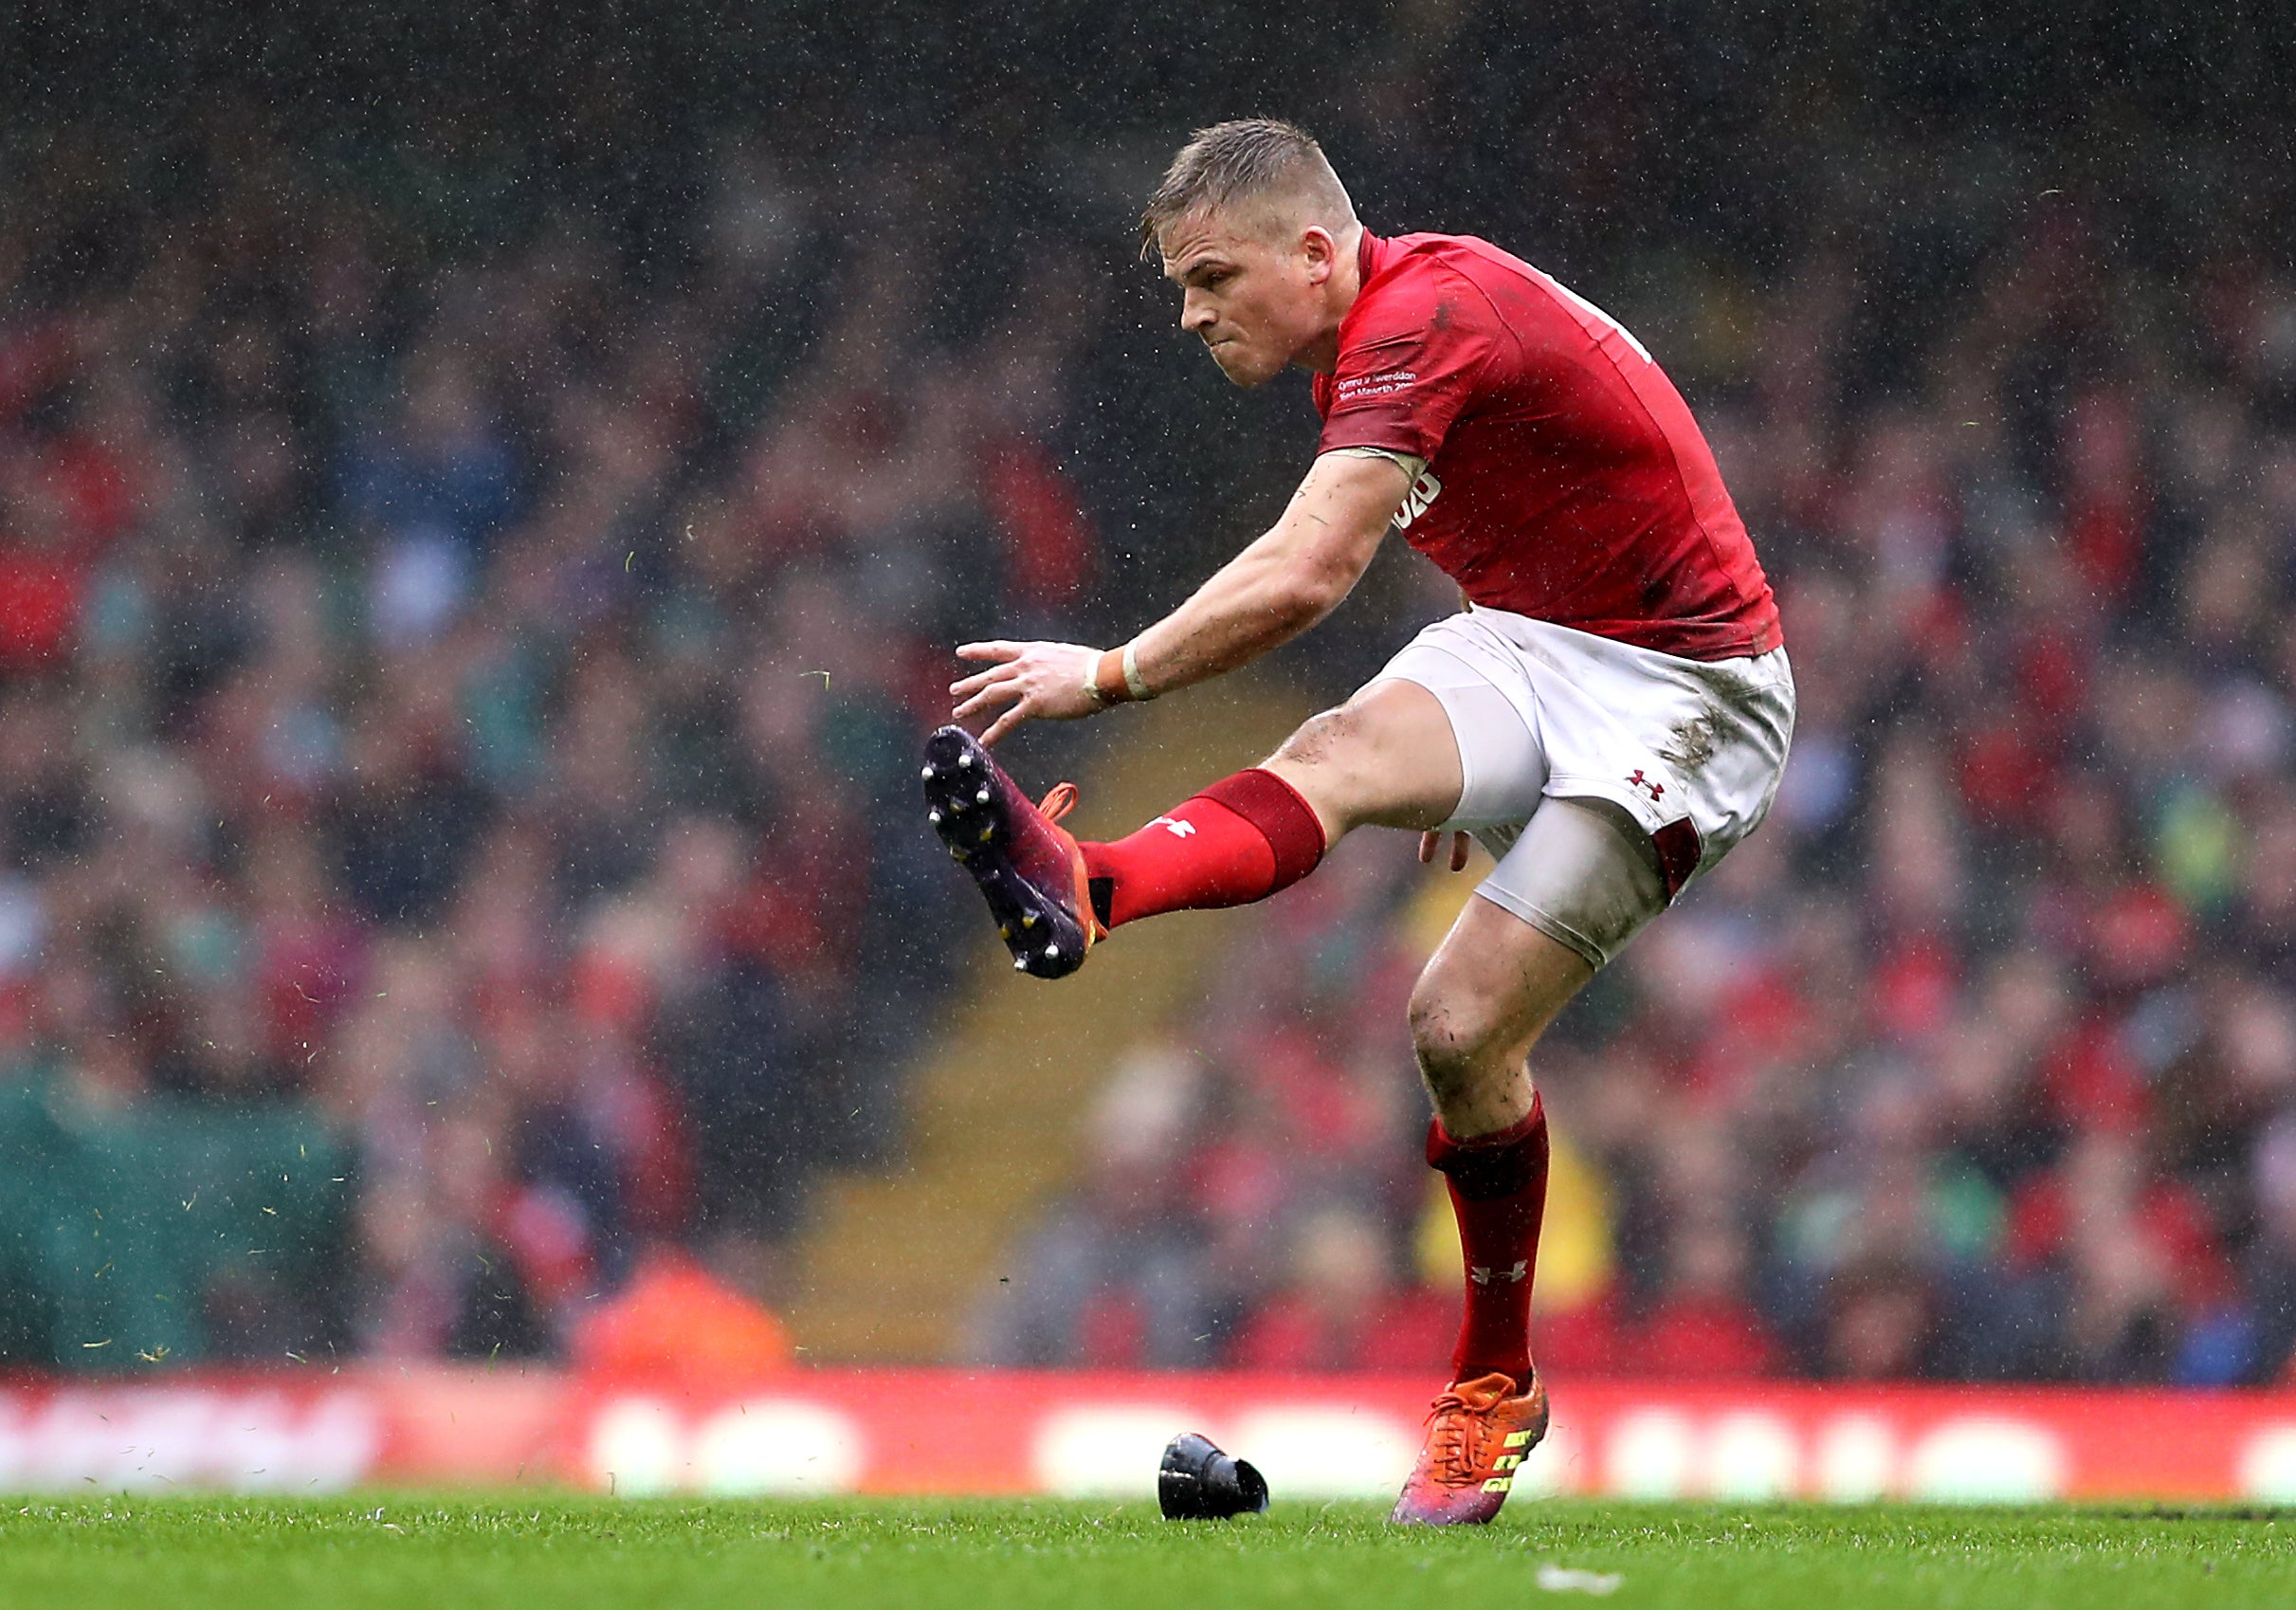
[1125,447,1412,688]
[950,449,1410,744]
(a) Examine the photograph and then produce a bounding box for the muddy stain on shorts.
[1660,708,1723,771]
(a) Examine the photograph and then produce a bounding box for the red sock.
[1427,1095,1550,1386]
[1080,768,1325,928]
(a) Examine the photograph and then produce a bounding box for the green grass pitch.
[3,1494,2290,1609]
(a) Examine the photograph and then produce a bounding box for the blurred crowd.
[981,156,2296,1386]
[2,6,2291,1381]
[0,120,1117,1364]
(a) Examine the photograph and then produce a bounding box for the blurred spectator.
[574,1245,793,1386]
[974,1042,1222,1368]
[1230,1206,1451,1373]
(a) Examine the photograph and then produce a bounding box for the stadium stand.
[0,2,2289,1389]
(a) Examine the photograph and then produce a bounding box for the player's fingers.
[1449,831,1471,872]
[955,641,1023,664]
[949,665,1016,699]
[979,701,1030,747]
[1418,831,1438,865]
[951,680,1022,723]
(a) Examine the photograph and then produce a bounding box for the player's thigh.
[1476,796,1669,974]
[1260,677,1466,837]
[1260,644,1557,838]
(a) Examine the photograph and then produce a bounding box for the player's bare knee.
[1409,984,1502,1103]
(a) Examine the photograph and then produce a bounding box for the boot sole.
[922,727,1089,979]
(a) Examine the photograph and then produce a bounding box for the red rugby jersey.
[1313,231,1782,662]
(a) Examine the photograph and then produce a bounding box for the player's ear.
[1300,225,1338,284]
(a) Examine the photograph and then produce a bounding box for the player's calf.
[1079,768,1324,928]
[1390,1104,1554,1527]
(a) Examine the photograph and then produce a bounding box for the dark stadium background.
[0,0,2291,1500]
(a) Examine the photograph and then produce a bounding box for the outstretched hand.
[1419,830,1473,872]
[951,639,1104,746]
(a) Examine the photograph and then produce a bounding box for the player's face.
[1158,206,1329,387]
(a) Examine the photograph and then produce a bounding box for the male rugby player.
[922,119,1793,1525]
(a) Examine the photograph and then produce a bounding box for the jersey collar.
[1358,229,1390,287]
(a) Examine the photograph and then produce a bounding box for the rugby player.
[923,119,1794,1525]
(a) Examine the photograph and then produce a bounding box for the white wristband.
[1121,641,1154,702]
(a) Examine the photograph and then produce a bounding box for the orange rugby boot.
[1388,1368,1551,1526]
[922,724,1105,979]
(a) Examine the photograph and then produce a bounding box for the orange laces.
[1037,781,1079,823]
[1423,1391,1480,1481]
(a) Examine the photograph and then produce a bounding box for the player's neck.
[1298,223,1366,375]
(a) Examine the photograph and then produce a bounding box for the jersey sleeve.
[1315,265,1502,462]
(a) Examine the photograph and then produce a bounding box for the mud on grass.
[1,1494,2290,1610]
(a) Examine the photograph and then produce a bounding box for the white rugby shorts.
[1372,606,1795,968]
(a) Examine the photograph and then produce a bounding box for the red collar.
[1357,229,1386,285]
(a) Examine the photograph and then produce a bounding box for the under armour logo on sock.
[1468,1260,1529,1286]
[1153,816,1196,838]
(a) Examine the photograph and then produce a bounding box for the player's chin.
[1207,343,1277,388]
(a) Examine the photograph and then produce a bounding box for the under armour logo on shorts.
[1627,769,1665,802]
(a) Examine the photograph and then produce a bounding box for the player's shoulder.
[1352,230,1553,334]
[1361,230,1481,296]
[1367,230,1545,293]
[1341,231,1506,350]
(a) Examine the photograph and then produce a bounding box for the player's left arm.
[951,449,1410,744]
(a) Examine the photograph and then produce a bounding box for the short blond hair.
[1139,119,1357,257]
